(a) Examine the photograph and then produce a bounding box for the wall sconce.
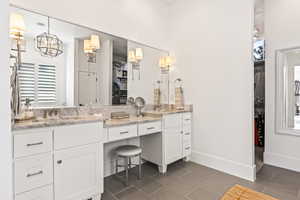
[10,13,25,41]
[10,13,26,121]
[128,48,143,80]
[159,56,174,74]
[10,13,26,60]
[84,34,100,63]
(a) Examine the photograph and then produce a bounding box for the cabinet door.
[54,144,103,200]
[164,128,183,164]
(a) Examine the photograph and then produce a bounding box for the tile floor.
[103,161,300,200]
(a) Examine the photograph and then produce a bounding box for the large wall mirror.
[276,47,300,134]
[10,6,168,108]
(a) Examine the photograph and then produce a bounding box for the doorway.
[254,0,265,173]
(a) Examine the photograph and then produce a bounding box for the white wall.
[168,0,255,181]
[0,0,13,199]
[265,0,300,172]
[10,0,169,51]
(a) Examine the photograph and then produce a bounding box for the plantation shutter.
[18,63,57,105]
[18,63,36,103]
[37,64,56,104]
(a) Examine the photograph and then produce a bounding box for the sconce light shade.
[135,48,143,61]
[128,50,136,63]
[159,57,166,68]
[84,40,93,54]
[159,56,174,73]
[165,56,173,66]
[90,35,100,50]
[83,35,101,63]
[10,13,25,39]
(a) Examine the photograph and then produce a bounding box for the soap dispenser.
[174,78,184,110]
[23,98,35,120]
[153,80,161,110]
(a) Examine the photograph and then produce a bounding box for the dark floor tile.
[235,179,265,192]
[149,188,189,200]
[187,187,220,200]
[104,161,300,200]
[155,173,178,185]
[262,186,299,200]
[104,175,131,194]
[195,173,241,197]
[130,162,160,178]
[115,186,150,200]
[163,160,193,177]
[271,169,300,186]
[101,191,118,200]
[262,181,300,199]
[133,176,162,195]
[256,164,291,182]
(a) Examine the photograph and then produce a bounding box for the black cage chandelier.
[35,17,63,57]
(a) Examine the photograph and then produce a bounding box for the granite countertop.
[104,115,162,128]
[12,115,105,131]
[144,107,193,115]
[12,106,193,131]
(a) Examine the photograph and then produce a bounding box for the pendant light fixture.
[35,16,63,57]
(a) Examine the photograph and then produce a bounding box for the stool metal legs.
[125,157,129,186]
[138,154,142,180]
[115,154,142,186]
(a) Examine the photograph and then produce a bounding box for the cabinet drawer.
[108,124,138,142]
[14,129,52,158]
[183,130,191,143]
[182,124,192,134]
[15,185,53,200]
[183,143,192,157]
[15,154,53,194]
[54,122,102,150]
[138,121,162,136]
[163,114,181,129]
[182,112,192,126]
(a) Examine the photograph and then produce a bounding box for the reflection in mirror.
[127,41,169,105]
[10,6,169,108]
[276,47,300,132]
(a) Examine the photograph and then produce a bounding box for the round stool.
[115,145,142,186]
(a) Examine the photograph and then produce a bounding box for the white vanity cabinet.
[54,144,102,200]
[141,112,193,173]
[53,123,103,200]
[12,122,104,200]
[163,112,192,171]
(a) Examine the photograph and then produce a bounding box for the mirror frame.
[276,46,300,136]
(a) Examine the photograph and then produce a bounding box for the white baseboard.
[264,152,300,172]
[191,151,256,182]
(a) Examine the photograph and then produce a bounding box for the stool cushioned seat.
[115,145,142,157]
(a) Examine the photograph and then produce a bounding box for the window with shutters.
[18,63,57,106]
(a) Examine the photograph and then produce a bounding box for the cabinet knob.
[57,160,62,164]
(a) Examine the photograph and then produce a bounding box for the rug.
[221,185,278,200]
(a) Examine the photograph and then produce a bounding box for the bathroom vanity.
[11,108,192,200]
[9,5,192,200]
